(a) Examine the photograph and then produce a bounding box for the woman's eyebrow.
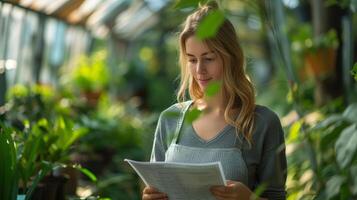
[186,51,215,57]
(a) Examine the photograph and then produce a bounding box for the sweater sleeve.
[149,103,185,162]
[258,112,287,200]
[150,113,166,162]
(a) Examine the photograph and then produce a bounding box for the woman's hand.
[210,180,261,200]
[142,186,168,200]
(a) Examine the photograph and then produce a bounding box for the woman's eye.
[188,59,197,63]
[204,58,214,62]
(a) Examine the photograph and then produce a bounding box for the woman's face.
[185,36,224,91]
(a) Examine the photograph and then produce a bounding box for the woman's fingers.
[210,182,242,199]
[211,187,233,200]
[143,186,160,194]
[211,180,255,200]
[142,193,168,200]
[142,186,168,200]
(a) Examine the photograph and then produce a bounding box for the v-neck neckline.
[182,100,234,145]
[190,124,233,144]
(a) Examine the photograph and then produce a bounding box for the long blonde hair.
[177,1,256,143]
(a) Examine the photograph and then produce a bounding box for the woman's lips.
[198,78,212,86]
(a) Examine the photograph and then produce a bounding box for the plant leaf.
[0,124,18,200]
[252,183,267,199]
[350,165,357,195]
[342,103,357,123]
[311,114,343,130]
[196,10,225,40]
[352,63,357,81]
[205,81,221,97]
[335,124,357,169]
[75,165,97,182]
[25,161,53,200]
[186,108,202,123]
[325,175,345,199]
[287,120,302,143]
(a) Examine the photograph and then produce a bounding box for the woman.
[143,2,287,200]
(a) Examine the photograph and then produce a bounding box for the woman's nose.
[196,61,206,74]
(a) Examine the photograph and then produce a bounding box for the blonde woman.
[143,2,286,200]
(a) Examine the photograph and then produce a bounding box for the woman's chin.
[198,84,208,91]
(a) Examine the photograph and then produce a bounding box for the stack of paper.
[125,159,226,200]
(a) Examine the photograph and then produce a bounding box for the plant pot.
[56,166,79,195]
[77,148,115,178]
[304,47,337,79]
[82,91,102,107]
[31,175,69,200]
[16,194,26,200]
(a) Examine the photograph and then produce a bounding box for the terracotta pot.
[82,91,102,107]
[304,48,337,79]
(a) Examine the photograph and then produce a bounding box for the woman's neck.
[196,92,227,115]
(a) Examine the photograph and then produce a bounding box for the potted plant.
[1,118,97,200]
[303,29,339,79]
[70,51,109,107]
[292,25,339,80]
[0,122,54,200]
[1,86,96,200]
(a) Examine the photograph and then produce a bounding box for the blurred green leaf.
[205,81,221,97]
[0,124,18,200]
[326,0,354,9]
[186,108,202,123]
[335,124,357,168]
[350,165,357,195]
[196,10,225,40]
[320,125,344,152]
[342,103,357,123]
[252,183,267,199]
[287,120,302,143]
[325,176,345,199]
[75,165,97,182]
[312,114,343,130]
[97,174,131,188]
[72,51,109,92]
[25,161,53,200]
[351,63,357,81]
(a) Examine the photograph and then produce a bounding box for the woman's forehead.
[185,36,215,56]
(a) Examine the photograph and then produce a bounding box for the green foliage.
[71,50,109,93]
[73,165,97,182]
[5,84,73,130]
[252,183,267,199]
[287,103,357,199]
[73,94,155,199]
[325,176,346,199]
[0,123,18,200]
[352,63,357,81]
[17,117,89,198]
[30,117,88,163]
[326,0,356,11]
[196,10,225,40]
[186,108,202,123]
[204,81,221,97]
[291,25,339,54]
[0,123,54,200]
[2,82,95,199]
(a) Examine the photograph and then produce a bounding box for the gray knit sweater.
[151,102,287,200]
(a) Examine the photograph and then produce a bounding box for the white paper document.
[124,159,226,200]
